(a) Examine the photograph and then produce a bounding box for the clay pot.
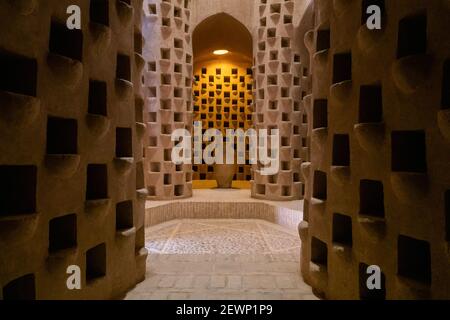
[214,164,236,188]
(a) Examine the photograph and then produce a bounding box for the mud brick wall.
[0,0,146,300]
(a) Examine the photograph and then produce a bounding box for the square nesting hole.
[164,174,172,185]
[0,166,37,216]
[359,263,386,300]
[256,184,266,196]
[88,80,107,116]
[332,213,352,247]
[332,134,350,166]
[391,131,427,173]
[397,13,427,59]
[175,185,184,197]
[46,117,78,155]
[359,85,382,123]
[90,0,109,26]
[116,200,133,231]
[313,99,328,129]
[333,53,352,84]
[86,243,106,283]
[116,54,131,81]
[311,237,328,269]
[360,180,384,218]
[445,190,450,242]
[86,164,108,201]
[441,60,450,109]
[116,128,132,158]
[49,213,77,253]
[2,274,35,300]
[49,20,83,61]
[313,170,327,201]
[398,235,431,284]
[316,29,330,52]
[0,51,37,97]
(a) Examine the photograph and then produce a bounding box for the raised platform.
[145,189,304,230]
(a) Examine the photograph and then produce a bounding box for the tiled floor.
[125,219,318,300]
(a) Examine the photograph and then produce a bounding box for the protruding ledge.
[117,226,137,238]
[86,114,110,139]
[45,154,80,179]
[116,0,134,25]
[330,166,350,185]
[391,54,433,94]
[0,213,39,244]
[85,198,111,216]
[89,23,112,51]
[304,30,315,53]
[390,172,428,204]
[115,78,134,100]
[358,214,386,240]
[311,127,328,150]
[330,80,352,105]
[298,221,309,241]
[301,162,311,181]
[0,91,40,128]
[134,53,145,72]
[437,109,450,143]
[114,157,134,175]
[353,123,385,153]
[356,25,384,54]
[137,188,149,201]
[47,53,83,89]
[7,0,37,15]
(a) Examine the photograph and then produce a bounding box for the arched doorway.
[191,13,254,189]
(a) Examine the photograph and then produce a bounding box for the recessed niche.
[136,162,145,189]
[332,213,352,247]
[397,13,427,59]
[149,136,157,147]
[267,28,276,38]
[134,33,142,54]
[49,213,77,253]
[90,0,109,26]
[116,201,133,231]
[174,38,183,49]
[359,85,382,123]
[116,54,131,81]
[46,117,78,155]
[332,134,350,166]
[333,53,352,84]
[398,235,431,284]
[360,180,384,218]
[164,174,171,185]
[88,80,107,116]
[313,170,327,201]
[86,164,108,200]
[391,131,427,173]
[282,186,291,197]
[116,128,132,158]
[442,60,450,109]
[316,29,330,52]
[0,51,37,97]
[256,184,266,195]
[445,190,449,241]
[281,37,290,48]
[148,3,157,14]
[0,166,37,216]
[49,20,83,62]
[86,243,106,282]
[311,237,327,268]
[161,48,170,60]
[270,3,280,13]
[313,99,328,129]
[175,185,184,197]
[361,0,385,26]
[359,263,386,300]
[2,274,35,300]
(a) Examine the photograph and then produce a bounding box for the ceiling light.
[213,49,229,55]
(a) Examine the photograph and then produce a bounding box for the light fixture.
[213,49,229,56]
